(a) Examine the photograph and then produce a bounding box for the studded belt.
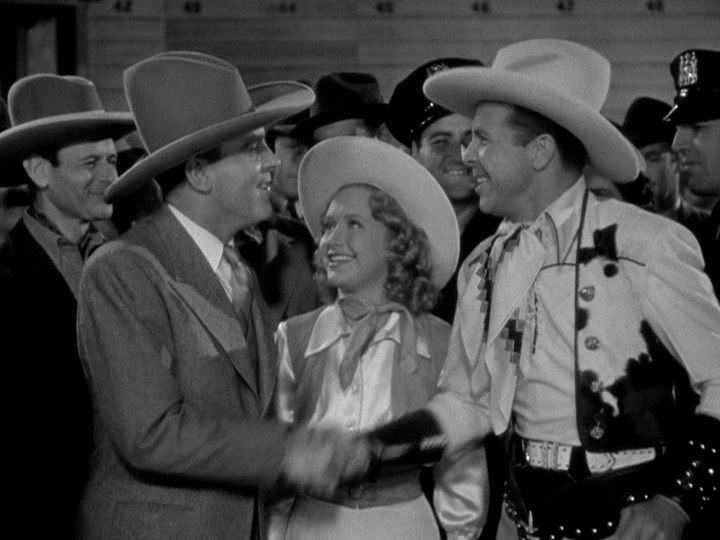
[522,437,661,473]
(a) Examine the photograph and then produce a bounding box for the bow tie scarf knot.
[337,295,418,391]
[219,245,254,334]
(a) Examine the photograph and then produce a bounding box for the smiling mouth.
[326,252,355,267]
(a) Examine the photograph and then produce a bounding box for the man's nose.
[672,126,691,155]
[462,138,479,165]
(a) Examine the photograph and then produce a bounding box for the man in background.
[666,48,720,298]
[622,96,709,239]
[0,73,135,537]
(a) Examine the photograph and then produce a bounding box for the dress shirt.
[167,204,230,299]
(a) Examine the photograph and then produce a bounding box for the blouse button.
[351,383,360,394]
[585,336,600,350]
[579,286,595,301]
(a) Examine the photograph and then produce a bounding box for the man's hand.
[607,496,688,540]
[281,428,373,498]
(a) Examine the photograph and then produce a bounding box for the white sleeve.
[633,222,720,420]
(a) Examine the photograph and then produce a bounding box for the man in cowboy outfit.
[369,40,720,539]
[0,74,135,538]
[76,52,369,539]
[666,48,720,298]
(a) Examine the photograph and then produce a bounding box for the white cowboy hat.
[0,74,135,186]
[298,136,459,289]
[105,51,315,202]
[423,39,640,183]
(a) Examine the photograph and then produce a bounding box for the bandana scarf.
[337,294,418,390]
[459,219,547,431]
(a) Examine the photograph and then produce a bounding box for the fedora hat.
[665,48,720,125]
[423,39,639,183]
[105,51,315,202]
[290,72,388,142]
[386,57,484,148]
[0,74,136,186]
[298,136,459,289]
[621,97,674,150]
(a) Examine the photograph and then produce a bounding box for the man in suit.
[76,52,368,539]
[0,74,135,538]
[666,48,720,298]
[370,40,720,539]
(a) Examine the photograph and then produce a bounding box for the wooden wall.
[10,0,720,123]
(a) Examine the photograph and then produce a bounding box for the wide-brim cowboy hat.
[105,51,315,202]
[289,72,388,142]
[423,39,640,183]
[0,74,136,186]
[298,136,459,289]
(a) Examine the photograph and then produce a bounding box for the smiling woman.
[266,137,488,540]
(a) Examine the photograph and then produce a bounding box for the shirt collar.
[304,302,431,359]
[495,177,586,262]
[168,204,224,271]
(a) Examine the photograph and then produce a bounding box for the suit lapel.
[137,207,259,398]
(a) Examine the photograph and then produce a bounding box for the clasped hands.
[281,427,378,499]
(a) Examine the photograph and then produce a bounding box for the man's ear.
[22,155,50,190]
[185,157,212,194]
[529,133,556,171]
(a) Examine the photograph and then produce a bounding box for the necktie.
[337,295,417,391]
[219,245,254,333]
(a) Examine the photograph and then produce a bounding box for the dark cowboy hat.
[0,74,136,186]
[289,72,388,142]
[621,97,675,150]
[664,48,720,125]
[386,57,484,148]
[265,108,311,152]
[105,51,315,202]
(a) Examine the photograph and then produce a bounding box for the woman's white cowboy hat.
[105,51,315,202]
[298,136,459,289]
[0,74,136,186]
[423,39,640,183]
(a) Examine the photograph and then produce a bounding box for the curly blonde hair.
[315,185,440,315]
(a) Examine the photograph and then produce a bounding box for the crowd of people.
[0,37,718,540]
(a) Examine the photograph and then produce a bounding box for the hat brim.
[298,136,459,289]
[664,100,720,125]
[106,82,314,202]
[424,67,640,183]
[0,111,136,186]
[290,103,388,141]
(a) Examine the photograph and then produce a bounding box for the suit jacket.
[0,218,93,539]
[76,205,287,539]
[238,215,320,332]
